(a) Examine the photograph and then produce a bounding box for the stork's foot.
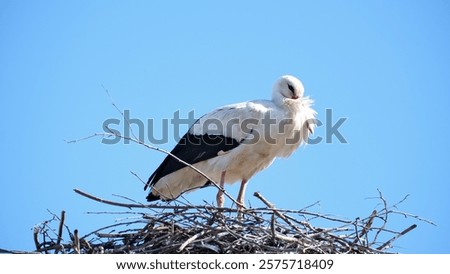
[216,171,226,208]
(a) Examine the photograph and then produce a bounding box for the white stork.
[144,75,316,208]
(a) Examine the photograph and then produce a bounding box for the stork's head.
[272,75,305,105]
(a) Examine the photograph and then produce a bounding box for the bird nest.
[20,189,431,254]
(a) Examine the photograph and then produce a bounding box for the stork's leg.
[216,171,226,208]
[237,179,248,210]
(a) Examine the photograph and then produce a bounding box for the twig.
[353,210,377,245]
[0,248,38,254]
[275,234,301,243]
[372,189,388,245]
[33,227,40,251]
[254,192,304,234]
[74,188,243,212]
[31,189,431,254]
[377,224,417,250]
[56,210,65,246]
[65,88,241,207]
[178,231,205,252]
[74,188,146,209]
[392,194,410,208]
[130,171,146,186]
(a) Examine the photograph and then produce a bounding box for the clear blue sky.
[0,1,449,253]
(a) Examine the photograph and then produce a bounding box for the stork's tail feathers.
[146,192,160,202]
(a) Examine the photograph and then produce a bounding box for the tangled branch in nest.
[22,189,433,254]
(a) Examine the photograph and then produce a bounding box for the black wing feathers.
[144,133,240,193]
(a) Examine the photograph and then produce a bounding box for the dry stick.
[178,231,205,252]
[372,189,389,245]
[102,85,140,142]
[62,204,399,254]
[368,192,436,226]
[34,244,68,253]
[362,210,377,244]
[73,229,80,254]
[253,192,303,234]
[56,210,66,246]
[274,234,302,243]
[74,191,418,253]
[81,221,144,240]
[74,187,357,226]
[74,188,240,213]
[80,238,92,253]
[352,210,377,245]
[377,224,417,250]
[392,194,410,208]
[74,188,146,209]
[113,130,244,208]
[0,248,38,254]
[112,194,148,208]
[33,227,40,251]
[287,208,354,224]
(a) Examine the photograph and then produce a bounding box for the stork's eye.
[287,84,295,93]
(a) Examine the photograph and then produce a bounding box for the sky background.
[0,1,449,253]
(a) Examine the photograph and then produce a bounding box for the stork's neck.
[271,89,284,107]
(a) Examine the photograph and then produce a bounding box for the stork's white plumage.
[144,75,316,208]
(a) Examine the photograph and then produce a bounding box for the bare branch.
[377,224,417,250]
[389,210,437,226]
[254,192,304,234]
[33,226,40,251]
[73,229,80,254]
[101,84,141,142]
[56,210,65,246]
